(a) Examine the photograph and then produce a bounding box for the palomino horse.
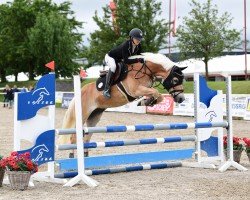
[58,53,187,157]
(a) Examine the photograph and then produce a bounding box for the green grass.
[157,80,250,94]
[1,79,250,103]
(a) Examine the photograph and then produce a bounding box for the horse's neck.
[128,62,169,78]
[145,62,170,79]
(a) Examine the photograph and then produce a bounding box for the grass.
[0,79,250,103]
[156,80,250,94]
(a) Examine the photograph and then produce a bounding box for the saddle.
[96,62,128,91]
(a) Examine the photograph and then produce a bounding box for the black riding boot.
[103,69,114,99]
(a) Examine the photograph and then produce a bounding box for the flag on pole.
[45,61,55,70]
[80,69,87,78]
[172,0,177,37]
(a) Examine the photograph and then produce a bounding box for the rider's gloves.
[137,58,145,63]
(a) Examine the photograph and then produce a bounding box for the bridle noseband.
[162,66,184,98]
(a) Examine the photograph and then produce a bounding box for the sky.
[0,0,249,48]
[52,0,249,48]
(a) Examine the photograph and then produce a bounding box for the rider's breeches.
[105,54,116,73]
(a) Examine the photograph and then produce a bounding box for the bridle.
[128,62,184,99]
[128,62,155,81]
[162,66,184,99]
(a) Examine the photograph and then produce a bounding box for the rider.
[103,28,145,99]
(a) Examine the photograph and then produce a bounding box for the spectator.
[3,84,13,108]
[12,85,20,102]
[20,86,27,93]
[3,84,9,107]
[12,85,20,93]
[28,85,34,91]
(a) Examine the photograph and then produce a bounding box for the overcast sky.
[53,0,249,47]
[1,0,249,48]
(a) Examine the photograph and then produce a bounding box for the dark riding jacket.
[108,39,142,64]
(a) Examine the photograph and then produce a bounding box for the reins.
[127,62,156,86]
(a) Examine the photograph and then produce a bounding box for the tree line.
[0,0,241,82]
[0,0,83,82]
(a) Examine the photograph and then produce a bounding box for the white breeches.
[105,54,117,73]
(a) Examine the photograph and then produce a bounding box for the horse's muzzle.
[174,93,185,104]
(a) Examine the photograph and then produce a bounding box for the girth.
[117,82,136,102]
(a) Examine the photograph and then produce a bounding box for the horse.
[58,53,187,157]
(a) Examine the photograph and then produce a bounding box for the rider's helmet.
[129,28,143,41]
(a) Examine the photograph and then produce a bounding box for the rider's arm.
[122,42,141,64]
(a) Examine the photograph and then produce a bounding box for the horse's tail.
[57,84,92,145]
[57,97,76,144]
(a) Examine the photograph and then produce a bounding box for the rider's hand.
[138,58,145,63]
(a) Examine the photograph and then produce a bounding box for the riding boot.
[103,69,114,99]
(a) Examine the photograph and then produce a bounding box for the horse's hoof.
[144,97,157,106]
[69,153,74,158]
[137,100,145,106]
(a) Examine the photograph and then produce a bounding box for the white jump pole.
[63,76,99,187]
[218,75,247,172]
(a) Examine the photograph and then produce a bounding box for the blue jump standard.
[55,161,182,178]
[57,121,228,135]
[57,135,196,150]
[56,149,194,171]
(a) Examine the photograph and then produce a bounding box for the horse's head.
[162,65,187,103]
[129,53,187,104]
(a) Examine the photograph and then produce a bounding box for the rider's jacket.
[108,39,142,64]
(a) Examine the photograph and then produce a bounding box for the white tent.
[178,54,250,77]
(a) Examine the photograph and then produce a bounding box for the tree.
[28,11,82,77]
[0,4,10,82]
[176,0,241,79]
[0,0,83,82]
[0,1,33,82]
[83,0,168,66]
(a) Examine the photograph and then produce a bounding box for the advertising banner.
[173,94,194,116]
[106,99,146,114]
[146,95,174,115]
[244,96,250,120]
[61,92,74,109]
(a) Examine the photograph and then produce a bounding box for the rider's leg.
[103,54,116,99]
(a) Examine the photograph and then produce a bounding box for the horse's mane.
[129,52,175,70]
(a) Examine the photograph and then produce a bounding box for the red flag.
[45,61,55,70]
[80,69,87,78]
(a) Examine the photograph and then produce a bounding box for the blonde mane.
[129,53,175,70]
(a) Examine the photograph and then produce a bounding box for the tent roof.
[178,54,250,77]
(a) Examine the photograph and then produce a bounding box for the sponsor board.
[106,99,146,113]
[173,94,194,116]
[146,95,174,115]
[244,96,250,120]
[61,92,74,109]
[231,95,247,118]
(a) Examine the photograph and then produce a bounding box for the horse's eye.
[172,77,179,84]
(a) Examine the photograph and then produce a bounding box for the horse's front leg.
[134,86,163,106]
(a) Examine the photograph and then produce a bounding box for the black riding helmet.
[129,28,143,41]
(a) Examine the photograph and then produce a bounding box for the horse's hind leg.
[85,108,105,156]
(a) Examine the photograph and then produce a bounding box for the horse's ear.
[180,66,188,71]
